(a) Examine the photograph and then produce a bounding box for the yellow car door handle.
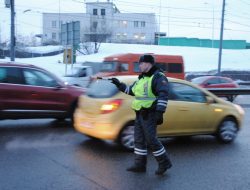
[179,107,189,111]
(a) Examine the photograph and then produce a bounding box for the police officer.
[111,54,172,175]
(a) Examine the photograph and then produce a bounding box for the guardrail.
[237,81,250,86]
[207,88,250,102]
[207,88,250,96]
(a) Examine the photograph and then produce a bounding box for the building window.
[134,33,139,39]
[91,21,98,32]
[133,33,146,40]
[141,21,146,27]
[52,21,57,28]
[52,33,56,40]
[140,33,145,40]
[59,21,63,28]
[101,9,105,16]
[116,33,121,39]
[116,21,119,26]
[122,20,127,27]
[117,21,127,28]
[93,9,98,15]
[116,33,127,40]
[134,21,139,28]
[118,21,122,27]
[122,33,127,39]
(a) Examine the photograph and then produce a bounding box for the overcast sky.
[1,0,250,42]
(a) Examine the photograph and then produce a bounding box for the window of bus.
[168,63,183,73]
[133,62,140,73]
[133,62,168,73]
[101,61,118,72]
[118,63,129,72]
[155,62,167,72]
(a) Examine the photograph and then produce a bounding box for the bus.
[93,53,185,79]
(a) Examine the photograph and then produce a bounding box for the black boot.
[155,153,172,175]
[126,155,147,173]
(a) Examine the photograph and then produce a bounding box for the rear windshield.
[191,77,208,84]
[87,79,119,98]
[101,61,118,72]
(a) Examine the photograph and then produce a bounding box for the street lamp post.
[5,0,16,61]
[10,0,15,61]
[217,0,226,76]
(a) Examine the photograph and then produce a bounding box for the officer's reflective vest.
[131,75,156,111]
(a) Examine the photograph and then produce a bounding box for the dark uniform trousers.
[134,109,171,167]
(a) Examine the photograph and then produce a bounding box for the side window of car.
[207,78,220,85]
[0,67,24,84]
[220,78,230,83]
[23,69,58,87]
[0,67,7,83]
[78,68,87,77]
[169,82,206,103]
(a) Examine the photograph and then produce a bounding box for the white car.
[63,65,94,87]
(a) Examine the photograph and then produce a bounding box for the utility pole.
[5,0,15,61]
[59,0,61,42]
[217,0,226,76]
[159,0,162,32]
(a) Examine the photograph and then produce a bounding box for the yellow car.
[74,76,245,150]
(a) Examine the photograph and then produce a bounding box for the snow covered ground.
[2,43,250,78]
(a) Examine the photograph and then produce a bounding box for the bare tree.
[79,22,112,54]
[15,33,40,48]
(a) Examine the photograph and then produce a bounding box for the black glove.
[111,78,121,88]
[155,111,164,125]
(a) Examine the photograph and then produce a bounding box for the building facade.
[42,1,158,44]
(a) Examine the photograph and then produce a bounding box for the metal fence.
[0,49,63,59]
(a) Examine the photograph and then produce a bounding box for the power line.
[225,19,250,28]
[238,0,250,6]
[10,8,250,35]
[115,0,221,13]
[3,1,250,41]
[226,12,250,20]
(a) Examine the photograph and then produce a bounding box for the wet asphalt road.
[0,96,250,190]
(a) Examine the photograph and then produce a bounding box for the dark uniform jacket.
[119,65,169,113]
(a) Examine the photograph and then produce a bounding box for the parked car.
[63,65,94,87]
[191,76,239,102]
[63,62,102,87]
[0,62,85,121]
[74,76,245,150]
[186,70,250,82]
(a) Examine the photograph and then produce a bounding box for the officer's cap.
[139,54,155,64]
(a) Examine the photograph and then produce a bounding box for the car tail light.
[100,99,123,114]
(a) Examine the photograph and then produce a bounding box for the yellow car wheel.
[217,117,238,143]
[119,124,135,151]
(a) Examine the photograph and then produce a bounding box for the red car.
[191,76,239,101]
[0,62,85,121]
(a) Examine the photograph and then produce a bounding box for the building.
[42,0,158,45]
